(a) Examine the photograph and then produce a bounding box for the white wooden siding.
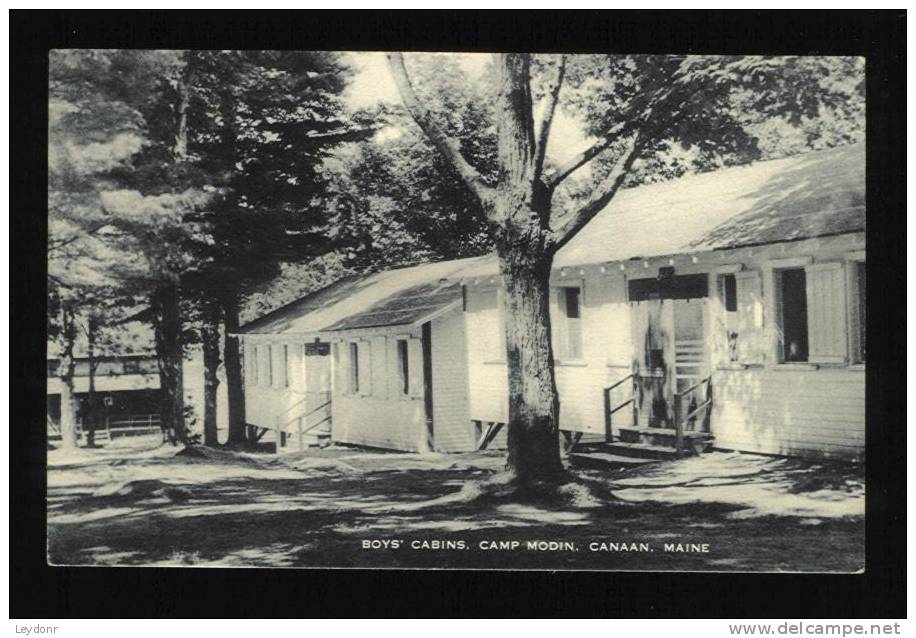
[431,308,474,452]
[711,366,864,460]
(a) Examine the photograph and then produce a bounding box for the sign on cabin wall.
[305,343,330,356]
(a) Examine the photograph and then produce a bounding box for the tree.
[179,50,363,447]
[388,53,864,484]
[325,56,495,271]
[50,49,212,446]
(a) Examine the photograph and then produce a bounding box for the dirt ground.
[46,436,864,572]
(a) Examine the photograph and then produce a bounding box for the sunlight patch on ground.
[49,506,141,524]
[614,483,863,519]
[611,451,864,519]
[496,504,590,525]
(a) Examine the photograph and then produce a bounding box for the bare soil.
[46,436,864,572]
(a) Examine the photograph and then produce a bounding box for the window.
[397,339,409,395]
[349,342,360,394]
[776,269,809,362]
[855,261,866,362]
[558,287,583,360]
[718,274,739,362]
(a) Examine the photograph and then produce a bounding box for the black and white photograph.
[12,13,902,607]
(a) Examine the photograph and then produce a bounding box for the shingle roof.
[240,256,491,335]
[241,143,864,336]
[554,142,864,267]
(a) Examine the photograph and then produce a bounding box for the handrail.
[672,375,713,457]
[605,372,636,393]
[603,373,639,442]
[674,374,712,400]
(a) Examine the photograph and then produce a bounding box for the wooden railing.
[672,375,713,457]
[602,373,639,442]
[276,391,332,451]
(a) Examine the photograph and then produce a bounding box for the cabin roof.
[240,255,490,335]
[241,143,864,337]
[554,142,865,267]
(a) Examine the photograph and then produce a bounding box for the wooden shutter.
[805,262,848,364]
[371,336,388,399]
[407,337,424,399]
[552,288,564,358]
[334,342,347,395]
[735,271,765,364]
[357,340,372,396]
[245,342,257,386]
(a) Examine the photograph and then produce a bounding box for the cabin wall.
[430,308,475,452]
[463,233,866,459]
[241,337,329,436]
[329,324,427,452]
[711,366,864,460]
[464,276,634,439]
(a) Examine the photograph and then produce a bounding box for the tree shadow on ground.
[47,443,864,572]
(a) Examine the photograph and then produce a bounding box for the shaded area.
[47,437,864,572]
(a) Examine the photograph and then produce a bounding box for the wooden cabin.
[241,143,865,461]
[237,257,492,452]
[462,143,865,461]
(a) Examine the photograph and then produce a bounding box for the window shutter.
[245,343,257,386]
[334,343,347,395]
[358,340,372,396]
[805,262,848,364]
[371,336,388,399]
[734,271,765,364]
[407,337,424,399]
[552,288,564,358]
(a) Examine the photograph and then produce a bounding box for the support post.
[673,395,683,458]
[298,417,304,452]
[603,388,612,442]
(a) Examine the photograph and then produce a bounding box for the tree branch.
[533,55,566,181]
[386,52,494,207]
[547,131,647,253]
[543,120,631,190]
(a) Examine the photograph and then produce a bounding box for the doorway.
[628,273,709,429]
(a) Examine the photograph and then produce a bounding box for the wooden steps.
[617,426,714,455]
[567,448,661,470]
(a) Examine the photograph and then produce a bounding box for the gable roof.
[241,143,864,337]
[554,142,864,267]
[240,255,492,336]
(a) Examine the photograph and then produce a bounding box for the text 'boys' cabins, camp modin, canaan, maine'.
[236,142,865,461]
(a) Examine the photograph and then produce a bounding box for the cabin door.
[672,298,708,396]
[629,274,710,429]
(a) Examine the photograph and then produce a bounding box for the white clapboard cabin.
[462,143,865,461]
[241,143,865,461]
[237,257,493,452]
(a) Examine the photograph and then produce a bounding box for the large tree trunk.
[500,244,565,483]
[56,304,79,450]
[201,300,222,446]
[222,294,248,447]
[151,281,186,445]
[85,316,99,447]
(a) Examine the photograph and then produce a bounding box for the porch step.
[567,448,661,470]
[617,426,714,453]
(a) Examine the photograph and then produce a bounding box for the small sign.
[103,396,114,407]
[305,343,330,356]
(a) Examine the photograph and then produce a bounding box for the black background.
[10,10,906,619]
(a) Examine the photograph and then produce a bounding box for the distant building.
[47,338,228,442]
[239,143,865,461]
